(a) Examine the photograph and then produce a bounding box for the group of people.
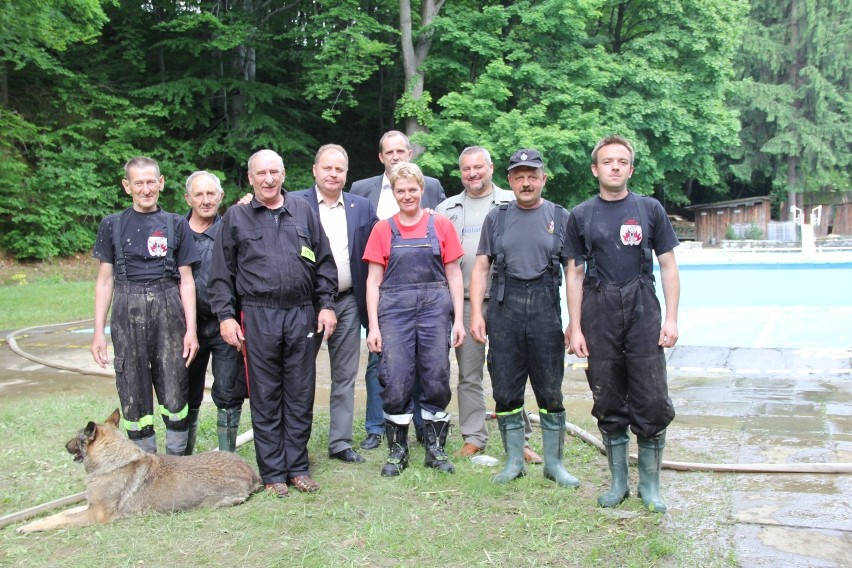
[91,132,680,512]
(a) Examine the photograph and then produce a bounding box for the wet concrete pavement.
[2,249,851,566]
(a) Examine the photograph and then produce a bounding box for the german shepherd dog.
[17,409,262,533]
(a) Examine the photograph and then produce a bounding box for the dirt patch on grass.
[0,253,99,285]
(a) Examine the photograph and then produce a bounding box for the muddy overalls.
[376,215,453,421]
[580,195,675,439]
[110,212,189,454]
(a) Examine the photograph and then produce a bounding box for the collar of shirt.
[316,189,345,209]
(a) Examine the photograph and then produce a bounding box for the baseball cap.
[507,149,544,170]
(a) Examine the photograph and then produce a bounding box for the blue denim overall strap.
[383,214,446,287]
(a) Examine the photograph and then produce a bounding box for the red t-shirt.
[363,213,464,267]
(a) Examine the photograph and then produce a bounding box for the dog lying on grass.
[17,409,262,533]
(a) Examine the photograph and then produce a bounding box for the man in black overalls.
[469,149,579,488]
[566,135,680,513]
[91,156,199,455]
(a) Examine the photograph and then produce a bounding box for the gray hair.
[185,171,224,195]
[458,146,492,169]
[247,149,284,173]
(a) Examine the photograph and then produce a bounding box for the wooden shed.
[781,192,852,237]
[685,197,772,244]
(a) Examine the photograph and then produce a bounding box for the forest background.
[1,0,849,260]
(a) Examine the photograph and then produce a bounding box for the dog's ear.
[106,409,121,427]
[84,421,97,438]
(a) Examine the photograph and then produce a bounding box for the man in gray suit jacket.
[350,130,446,449]
[292,144,379,463]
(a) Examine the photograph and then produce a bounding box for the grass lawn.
[0,395,734,568]
[0,255,98,331]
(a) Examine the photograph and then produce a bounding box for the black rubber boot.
[598,429,630,507]
[381,421,410,477]
[492,412,526,484]
[423,419,454,474]
[540,411,580,488]
[183,408,200,455]
[637,432,667,513]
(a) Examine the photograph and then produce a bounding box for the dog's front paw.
[16,522,43,534]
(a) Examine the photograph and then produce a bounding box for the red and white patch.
[147,230,168,257]
[620,223,642,246]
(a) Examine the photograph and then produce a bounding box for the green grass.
[0,395,735,567]
[0,280,94,331]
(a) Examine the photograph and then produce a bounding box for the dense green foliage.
[1,0,849,258]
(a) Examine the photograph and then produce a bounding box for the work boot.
[381,420,410,477]
[637,432,667,513]
[598,429,630,507]
[539,411,580,488]
[183,408,200,455]
[165,428,189,455]
[132,433,157,453]
[492,412,527,484]
[423,416,454,474]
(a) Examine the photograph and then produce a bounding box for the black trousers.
[581,275,675,438]
[486,277,565,414]
[186,315,247,411]
[242,303,317,484]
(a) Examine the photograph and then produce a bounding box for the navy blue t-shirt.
[566,192,678,284]
[93,207,199,282]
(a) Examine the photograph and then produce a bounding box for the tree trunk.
[0,62,8,109]
[399,0,444,157]
[787,0,802,217]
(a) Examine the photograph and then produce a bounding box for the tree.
[417,0,747,206]
[729,0,852,209]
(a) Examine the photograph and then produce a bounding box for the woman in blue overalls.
[363,162,466,477]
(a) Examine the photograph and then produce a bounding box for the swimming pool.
[654,262,852,349]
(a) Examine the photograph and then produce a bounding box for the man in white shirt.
[292,144,378,463]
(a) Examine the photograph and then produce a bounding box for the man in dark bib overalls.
[567,135,681,513]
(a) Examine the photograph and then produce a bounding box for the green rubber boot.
[539,411,580,488]
[598,429,630,507]
[217,408,231,452]
[637,432,667,513]
[183,408,200,455]
[227,408,242,451]
[492,412,527,484]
